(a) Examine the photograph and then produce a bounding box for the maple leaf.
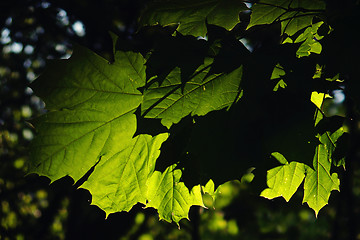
[140,0,248,37]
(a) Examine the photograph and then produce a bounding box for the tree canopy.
[2,0,360,239]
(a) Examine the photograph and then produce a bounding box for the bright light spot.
[72,21,86,37]
[10,42,23,53]
[245,2,253,8]
[14,158,25,169]
[25,87,33,95]
[23,129,34,140]
[27,71,36,81]
[1,28,11,44]
[332,90,345,104]
[21,106,32,118]
[24,45,34,54]
[62,53,72,59]
[197,36,208,41]
[55,44,66,52]
[240,38,254,52]
[58,9,66,18]
[57,9,69,25]
[1,28,10,36]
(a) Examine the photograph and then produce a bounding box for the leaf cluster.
[28,0,360,225]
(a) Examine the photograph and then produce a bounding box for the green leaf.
[303,94,343,215]
[302,131,341,216]
[280,0,325,36]
[247,0,288,29]
[261,153,306,202]
[261,91,343,215]
[294,21,325,57]
[311,91,325,110]
[29,44,205,224]
[271,63,287,91]
[29,46,146,182]
[248,0,325,36]
[271,152,288,165]
[142,59,243,128]
[202,179,221,201]
[81,133,168,217]
[302,93,343,215]
[139,0,248,37]
[145,164,204,224]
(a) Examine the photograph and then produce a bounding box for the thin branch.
[241,0,326,13]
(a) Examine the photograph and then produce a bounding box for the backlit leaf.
[294,21,325,57]
[145,164,204,224]
[303,94,343,215]
[140,0,248,37]
[29,46,146,182]
[271,63,287,91]
[81,133,168,217]
[248,0,325,36]
[261,153,306,202]
[142,59,243,128]
[260,90,343,215]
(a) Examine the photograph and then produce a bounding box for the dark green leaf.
[140,0,248,37]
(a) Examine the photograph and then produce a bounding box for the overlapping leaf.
[270,63,287,91]
[29,43,238,224]
[261,92,343,215]
[29,45,198,223]
[303,92,342,215]
[283,21,325,57]
[81,133,168,216]
[28,0,349,225]
[139,0,248,37]
[146,164,204,224]
[142,59,243,128]
[248,0,325,36]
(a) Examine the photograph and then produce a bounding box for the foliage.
[26,0,360,230]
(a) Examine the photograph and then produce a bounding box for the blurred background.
[1,0,360,239]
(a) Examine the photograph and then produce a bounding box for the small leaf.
[271,152,288,165]
[271,63,287,91]
[145,164,204,224]
[202,179,221,201]
[261,159,306,202]
[294,22,325,57]
[311,91,325,110]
